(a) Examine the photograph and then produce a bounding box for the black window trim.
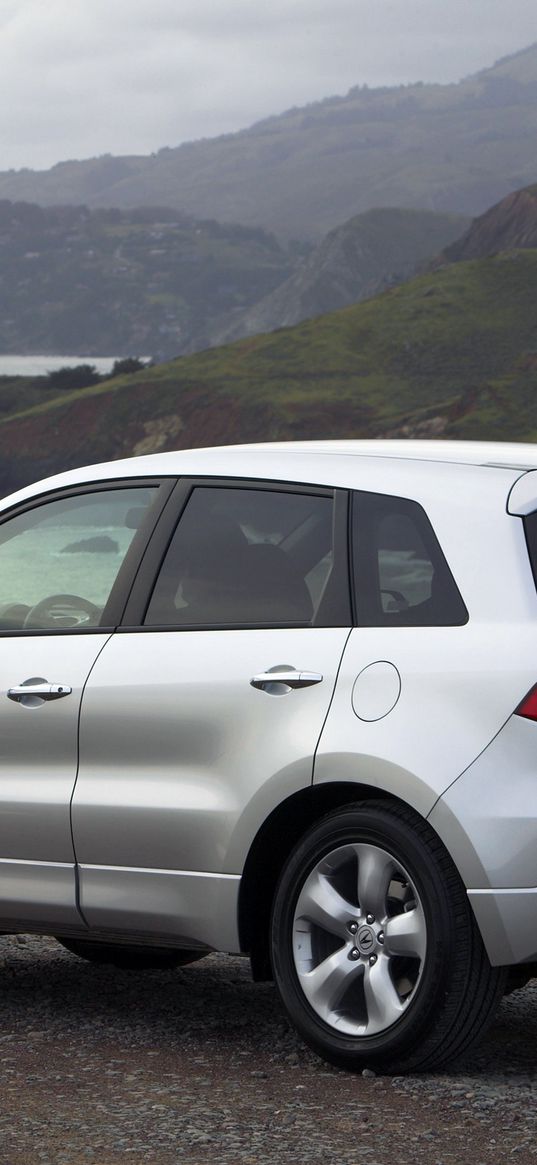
[0,476,177,637]
[120,476,352,631]
[522,511,537,594]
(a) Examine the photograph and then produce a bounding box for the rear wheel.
[271,801,505,1073]
[56,937,207,970]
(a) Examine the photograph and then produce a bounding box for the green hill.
[0,248,536,494]
[0,45,536,239]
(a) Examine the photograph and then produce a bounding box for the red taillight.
[515,684,537,721]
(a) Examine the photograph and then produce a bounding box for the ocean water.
[0,524,136,613]
[0,487,156,618]
[0,355,123,378]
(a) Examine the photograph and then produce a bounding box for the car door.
[0,480,167,928]
[72,479,352,953]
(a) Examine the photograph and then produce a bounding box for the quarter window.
[352,491,468,627]
[145,486,336,627]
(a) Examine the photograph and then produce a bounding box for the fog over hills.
[0,45,536,240]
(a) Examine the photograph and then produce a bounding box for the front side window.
[0,486,157,630]
[145,486,335,627]
[352,491,468,627]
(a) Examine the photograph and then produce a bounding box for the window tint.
[352,491,467,627]
[145,486,335,627]
[0,487,157,630]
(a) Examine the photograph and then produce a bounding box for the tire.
[271,801,506,1074]
[56,937,207,971]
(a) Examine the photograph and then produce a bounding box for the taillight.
[515,684,537,721]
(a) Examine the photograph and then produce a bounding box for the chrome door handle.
[7,679,72,705]
[250,668,323,692]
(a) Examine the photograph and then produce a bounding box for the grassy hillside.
[0,46,536,239]
[0,248,536,492]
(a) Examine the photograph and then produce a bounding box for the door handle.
[250,668,323,693]
[7,678,73,706]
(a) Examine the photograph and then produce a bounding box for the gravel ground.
[0,935,535,1165]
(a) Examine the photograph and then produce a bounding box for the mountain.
[0,201,295,360]
[216,208,470,343]
[0,201,468,359]
[440,184,537,262]
[1,245,536,494]
[0,46,536,239]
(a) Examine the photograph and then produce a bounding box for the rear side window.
[352,491,468,627]
[144,485,338,628]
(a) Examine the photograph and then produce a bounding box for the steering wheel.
[23,593,102,630]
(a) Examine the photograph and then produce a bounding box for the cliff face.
[217,208,470,343]
[442,186,537,261]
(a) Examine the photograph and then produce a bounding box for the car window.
[0,486,157,630]
[352,491,468,627]
[144,485,335,627]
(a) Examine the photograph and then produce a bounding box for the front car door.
[72,479,352,953]
[0,480,167,929]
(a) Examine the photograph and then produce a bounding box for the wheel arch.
[238,781,418,980]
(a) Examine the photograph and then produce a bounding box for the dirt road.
[0,936,535,1165]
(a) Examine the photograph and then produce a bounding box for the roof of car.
[4,439,537,513]
[215,440,537,469]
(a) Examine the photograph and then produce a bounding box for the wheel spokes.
[356,844,394,922]
[299,947,361,1022]
[363,956,406,1034]
[295,870,356,940]
[384,904,427,961]
[290,834,427,1039]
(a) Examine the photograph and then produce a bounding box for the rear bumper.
[428,715,537,966]
[468,888,537,965]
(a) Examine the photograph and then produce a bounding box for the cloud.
[0,0,535,170]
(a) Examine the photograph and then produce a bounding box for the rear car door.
[71,479,351,952]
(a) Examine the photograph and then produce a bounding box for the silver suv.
[0,438,536,1073]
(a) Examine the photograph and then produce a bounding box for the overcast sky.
[0,0,535,171]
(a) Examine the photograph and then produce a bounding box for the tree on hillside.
[109,357,148,377]
[46,364,101,390]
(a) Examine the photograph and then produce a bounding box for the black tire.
[271,801,505,1074]
[56,937,207,971]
